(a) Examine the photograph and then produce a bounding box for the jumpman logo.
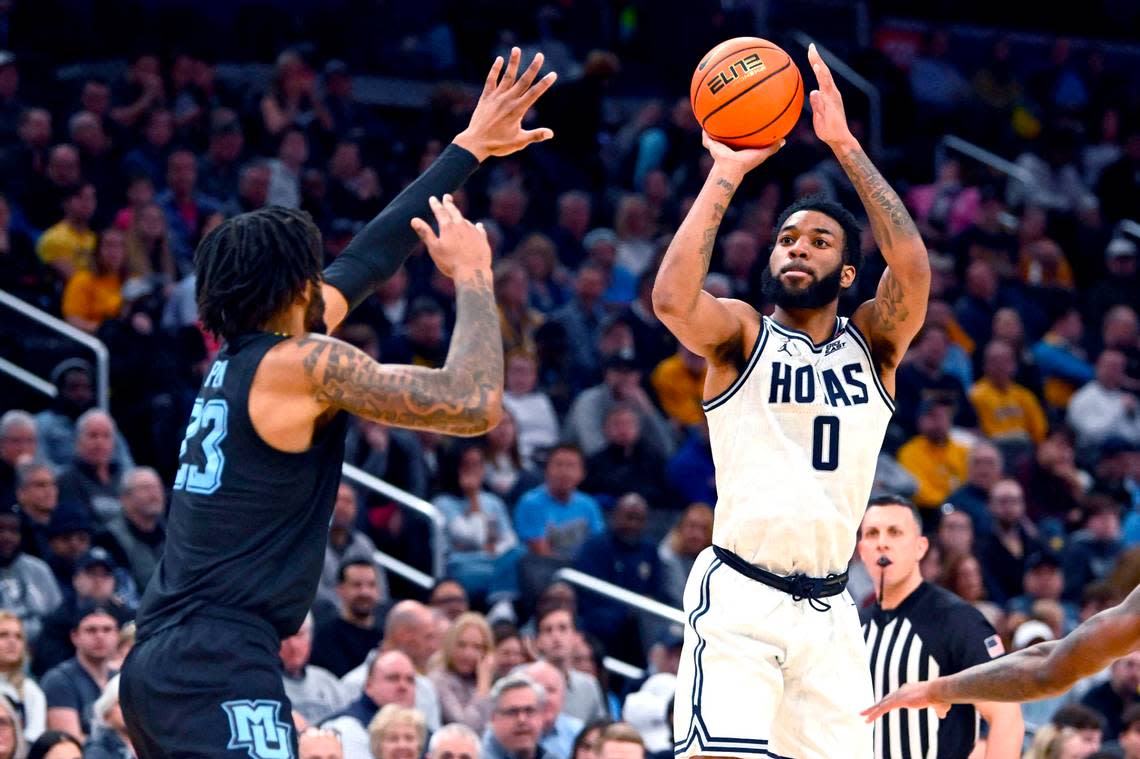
[777,340,795,357]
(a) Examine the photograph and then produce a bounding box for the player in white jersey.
[652,45,930,759]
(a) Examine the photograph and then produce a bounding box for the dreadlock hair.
[195,206,323,341]
[774,194,864,273]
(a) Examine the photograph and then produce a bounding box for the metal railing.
[372,549,435,591]
[790,31,882,160]
[340,463,446,581]
[554,568,685,625]
[0,289,110,410]
[936,134,1035,186]
[603,657,646,681]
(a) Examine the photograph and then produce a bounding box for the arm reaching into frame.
[321,47,557,331]
[862,584,1140,722]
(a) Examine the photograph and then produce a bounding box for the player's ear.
[916,534,929,561]
[840,263,857,289]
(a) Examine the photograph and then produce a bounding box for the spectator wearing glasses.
[483,673,549,759]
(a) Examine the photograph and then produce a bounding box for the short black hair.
[545,443,584,465]
[866,494,923,531]
[774,194,863,272]
[336,556,375,584]
[535,603,576,630]
[27,732,84,759]
[195,206,323,341]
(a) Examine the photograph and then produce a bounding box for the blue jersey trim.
[674,559,797,759]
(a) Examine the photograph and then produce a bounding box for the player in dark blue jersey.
[119,48,556,759]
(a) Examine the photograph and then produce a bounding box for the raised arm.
[321,47,557,332]
[651,133,782,360]
[862,585,1140,722]
[807,44,929,375]
[302,196,503,436]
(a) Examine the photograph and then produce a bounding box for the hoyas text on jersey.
[768,361,870,407]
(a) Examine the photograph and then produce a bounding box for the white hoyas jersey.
[703,315,894,577]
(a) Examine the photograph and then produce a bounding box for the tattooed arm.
[652,132,783,360]
[302,196,503,436]
[862,585,1140,722]
[806,44,929,379]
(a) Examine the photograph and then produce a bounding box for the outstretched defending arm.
[321,48,556,332]
[807,43,929,375]
[651,133,782,360]
[302,195,503,436]
[862,584,1140,722]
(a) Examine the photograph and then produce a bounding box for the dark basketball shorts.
[121,609,297,759]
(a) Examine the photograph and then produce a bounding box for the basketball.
[690,37,804,149]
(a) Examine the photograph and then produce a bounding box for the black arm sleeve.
[323,142,480,310]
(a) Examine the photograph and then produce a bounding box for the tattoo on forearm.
[839,148,919,241]
[699,201,728,266]
[697,178,736,267]
[300,270,502,435]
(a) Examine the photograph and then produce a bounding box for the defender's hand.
[454,47,557,162]
[410,195,492,278]
[860,681,951,723]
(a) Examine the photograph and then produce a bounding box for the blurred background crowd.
[2,0,1140,757]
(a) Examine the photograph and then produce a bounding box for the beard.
[760,262,845,310]
[304,282,328,335]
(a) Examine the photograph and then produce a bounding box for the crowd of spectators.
[1,3,1140,757]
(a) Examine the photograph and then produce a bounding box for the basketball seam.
[691,44,783,113]
[713,71,802,140]
[699,59,793,129]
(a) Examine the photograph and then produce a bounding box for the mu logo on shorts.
[222,700,293,759]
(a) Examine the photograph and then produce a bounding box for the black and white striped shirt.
[861,582,1005,759]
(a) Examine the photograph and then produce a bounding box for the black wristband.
[324,142,480,310]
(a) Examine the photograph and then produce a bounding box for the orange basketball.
[690,37,803,149]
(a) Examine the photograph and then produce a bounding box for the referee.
[857,495,1024,758]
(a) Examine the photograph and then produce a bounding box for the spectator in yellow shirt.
[969,339,1048,445]
[62,228,129,333]
[650,345,707,427]
[36,181,97,281]
[896,398,970,513]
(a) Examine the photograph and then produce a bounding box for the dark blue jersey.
[136,332,347,640]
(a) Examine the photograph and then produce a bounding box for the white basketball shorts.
[673,547,873,759]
